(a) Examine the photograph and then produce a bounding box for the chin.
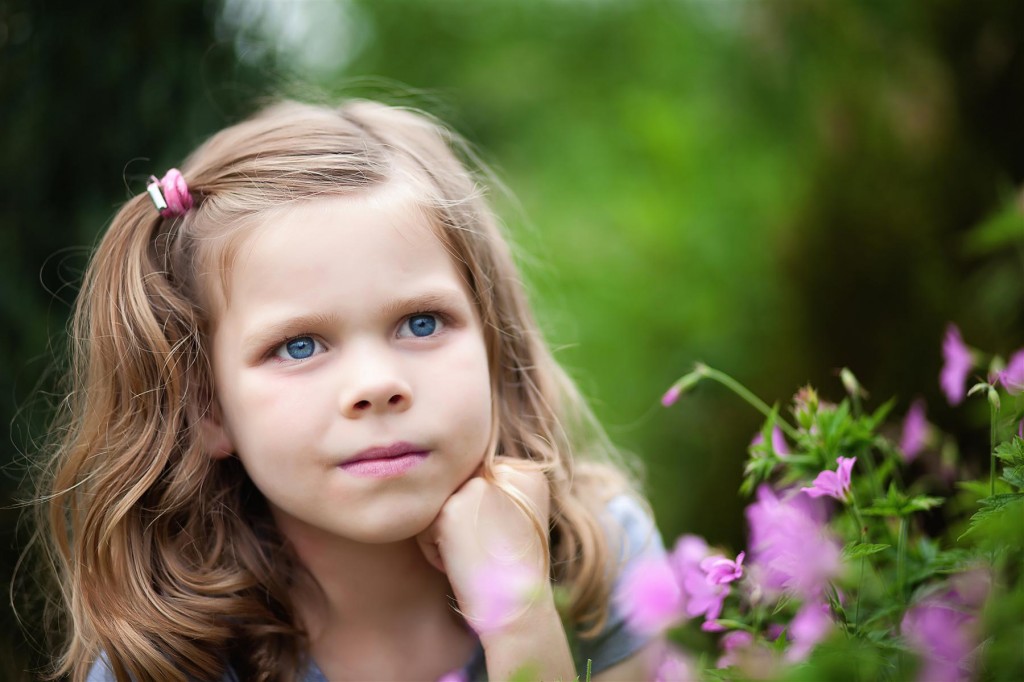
[338,502,442,545]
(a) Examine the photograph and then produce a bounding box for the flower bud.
[792,385,819,430]
[661,366,706,407]
[987,385,1001,411]
[840,367,867,398]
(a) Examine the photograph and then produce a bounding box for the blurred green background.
[3,0,1023,676]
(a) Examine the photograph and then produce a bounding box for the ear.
[200,404,235,460]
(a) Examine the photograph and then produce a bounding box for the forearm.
[479,589,576,682]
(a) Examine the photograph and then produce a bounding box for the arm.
[417,460,576,681]
[478,588,576,681]
[590,639,663,682]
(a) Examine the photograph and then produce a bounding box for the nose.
[338,344,412,418]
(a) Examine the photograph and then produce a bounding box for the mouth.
[340,442,430,478]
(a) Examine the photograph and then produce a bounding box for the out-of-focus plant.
[619,326,1024,681]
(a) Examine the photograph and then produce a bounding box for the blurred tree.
[0,0,267,674]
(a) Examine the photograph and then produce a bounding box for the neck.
[277,513,460,638]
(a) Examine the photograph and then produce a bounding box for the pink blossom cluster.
[901,567,991,682]
[618,482,846,671]
[617,536,745,636]
[746,484,843,600]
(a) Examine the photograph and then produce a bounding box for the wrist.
[476,584,560,642]
[479,589,576,682]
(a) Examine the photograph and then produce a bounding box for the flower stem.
[848,490,868,629]
[697,364,800,441]
[990,398,999,496]
[896,516,908,604]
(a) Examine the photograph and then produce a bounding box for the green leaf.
[903,495,945,513]
[957,480,994,498]
[965,195,1024,256]
[862,486,944,516]
[1002,465,1024,489]
[994,437,1024,467]
[843,542,891,559]
[959,492,1024,540]
[865,397,896,429]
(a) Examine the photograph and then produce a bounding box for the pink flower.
[668,534,729,631]
[940,324,973,405]
[998,349,1024,395]
[436,670,470,682]
[617,556,687,635]
[702,552,745,585]
[746,485,842,600]
[716,630,754,668]
[682,568,728,631]
[899,400,928,462]
[669,534,711,577]
[467,560,540,635]
[785,600,833,662]
[902,601,975,682]
[901,567,990,682]
[652,643,698,682]
[750,426,790,457]
[801,456,856,502]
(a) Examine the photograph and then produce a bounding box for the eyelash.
[265,309,453,362]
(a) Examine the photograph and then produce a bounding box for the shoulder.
[602,494,664,565]
[573,493,667,675]
[86,655,248,682]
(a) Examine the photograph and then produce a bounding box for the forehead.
[200,184,466,320]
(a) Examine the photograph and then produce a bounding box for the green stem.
[990,399,999,496]
[858,444,885,502]
[848,490,868,629]
[698,365,801,441]
[896,516,908,604]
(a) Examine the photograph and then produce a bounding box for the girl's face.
[205,186,493,546]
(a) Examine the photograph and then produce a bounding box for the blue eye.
[400,314,441,338]
[275,335,321,360]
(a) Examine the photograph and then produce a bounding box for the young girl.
[39,98,668,682]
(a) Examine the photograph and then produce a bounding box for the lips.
[339,441,430,479]
[341,441,429,466]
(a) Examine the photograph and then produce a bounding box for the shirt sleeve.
[86,654,243,682]
[573,493,668,675]
[85,656,115,682]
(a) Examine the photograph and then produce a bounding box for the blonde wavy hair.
[37,99,643,682]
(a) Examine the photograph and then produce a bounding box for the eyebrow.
[240,289,471,356]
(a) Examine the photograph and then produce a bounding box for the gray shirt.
[88,494,665,681]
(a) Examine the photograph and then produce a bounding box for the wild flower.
[899,399,928,462]
[784,600,832,663]
[800,456,856,502]
[940,324,973,404]
[702,552,744,586]
[617,555,687,635]
[997,348,1024,395]
[745,485,841,600]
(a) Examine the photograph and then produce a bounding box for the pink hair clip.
[146,168,193,218]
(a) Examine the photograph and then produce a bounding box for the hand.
[416,457,553,632]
